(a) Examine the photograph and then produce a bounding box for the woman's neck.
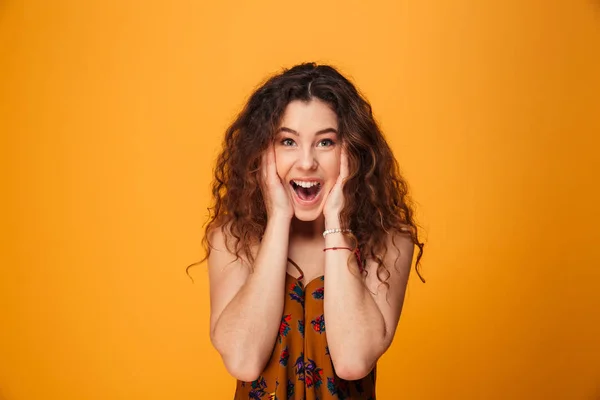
[289,214,325,242]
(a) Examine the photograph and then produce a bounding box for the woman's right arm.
[208,214,290,382]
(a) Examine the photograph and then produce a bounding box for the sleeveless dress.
[233,258,377,400]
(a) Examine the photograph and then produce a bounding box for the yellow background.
[1,1,599,399]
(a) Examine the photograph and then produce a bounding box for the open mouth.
[290,181,322,202]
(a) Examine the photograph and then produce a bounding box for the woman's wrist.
[267,212,293,232]
[324,213,358,250]
[324,213,342,230]
[270,210,293,222]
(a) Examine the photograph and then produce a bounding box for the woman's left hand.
[323,146,349,221]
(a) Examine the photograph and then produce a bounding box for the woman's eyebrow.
[276,127,338,136]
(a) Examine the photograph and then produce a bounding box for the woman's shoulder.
[207,220,259,267]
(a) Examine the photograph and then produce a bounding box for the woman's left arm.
[323,219,414,381]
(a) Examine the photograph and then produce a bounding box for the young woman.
[199,62,424,399]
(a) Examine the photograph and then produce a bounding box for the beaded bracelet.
[322,228,352,238]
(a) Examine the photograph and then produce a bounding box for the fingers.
[261,146,268,185]
[261,143,281,188]
[339,145,349,182]
[266,144,277,184]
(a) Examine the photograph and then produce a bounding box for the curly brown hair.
[187,62,425,284]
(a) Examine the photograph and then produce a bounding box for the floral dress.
[234,258,376,400]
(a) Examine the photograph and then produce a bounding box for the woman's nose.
[298,149,318,170]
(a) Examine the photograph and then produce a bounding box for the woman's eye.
[317,139,335,147]
[281,138,296,146]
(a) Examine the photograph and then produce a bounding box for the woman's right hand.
[261,144,294,220]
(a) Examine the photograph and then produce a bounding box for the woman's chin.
[292,203,325,222]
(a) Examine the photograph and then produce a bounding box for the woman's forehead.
[278,99,338,134]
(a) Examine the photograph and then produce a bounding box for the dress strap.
[287,257,304,281]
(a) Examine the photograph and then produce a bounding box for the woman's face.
[273,98,341,222]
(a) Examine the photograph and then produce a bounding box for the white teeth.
[293,180,320,188]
